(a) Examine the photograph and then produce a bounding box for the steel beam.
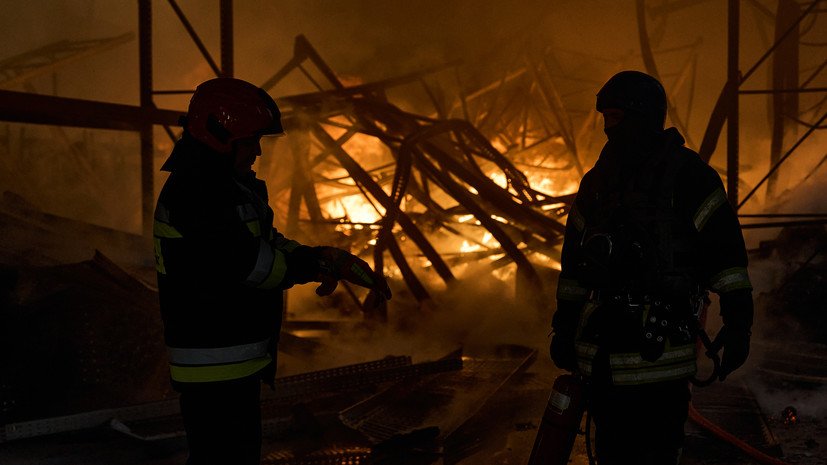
[727,0,740,209]
[0,89,180,130]
[139,0,155,240]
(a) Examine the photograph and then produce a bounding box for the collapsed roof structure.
[1,1,826,463]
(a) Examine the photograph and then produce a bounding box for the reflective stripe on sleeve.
[236,204,262,238]
[710,267,752,293]
[567,202,586,233]
[169,355,272,383]
[574,341,598,377]
[273,237,301,252]
[154,221,183,239]
[244,238,288,289]
[166,338,271,365]
[245,221,262,238]
[154,203,182,238]
[153,202,182,274]
[236,204,258,222]
[153,237,167,274]
[693,187,727,232]
[556,278,589,302]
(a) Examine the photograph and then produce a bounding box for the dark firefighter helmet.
[185,78,284,153]
[596,71,667,130]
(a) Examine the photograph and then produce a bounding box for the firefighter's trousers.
[590,378,690,465]
[178,375,263,465]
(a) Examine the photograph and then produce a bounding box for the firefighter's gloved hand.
[714,325,750,381]
[549,302,580,372]
[314,247,392,303]
[716,289,753,381]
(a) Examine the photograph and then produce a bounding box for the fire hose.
[687,401,792,465]
[687,324,793,465]
[687,317,792,464]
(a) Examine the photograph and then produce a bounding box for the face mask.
[604,114,661,162]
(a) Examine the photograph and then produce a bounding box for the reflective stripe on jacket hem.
[610,361,697,385]
[608,344,697,386]
[169,355,272,383]
[575,338,697,385]
[557,278,589,301]
[166,338,271,365]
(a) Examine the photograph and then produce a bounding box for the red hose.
[688,401,792,465]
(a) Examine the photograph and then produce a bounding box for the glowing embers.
[781,406,799,425]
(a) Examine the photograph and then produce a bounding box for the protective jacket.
[153,135,319,387]
[555,128,752,386]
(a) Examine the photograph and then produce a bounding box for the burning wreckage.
[2,24,827,464]
[0,34,588,461]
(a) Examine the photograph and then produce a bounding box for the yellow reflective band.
[245,220,262,238]
[609,343,697,385]
[556,278,588,301]
[610,360,697,385]
[574,341,598,376]
[609,344,696,368]
[154,237,166,274]
[169,355,272,383]
[282,240,301,252]
[350,263,374,286]
[710,267,752,293]
[568,202,586,232]
[244,239,287,289]
[257,247,288,290]
[693,188,727,231]
[153,220,182,239]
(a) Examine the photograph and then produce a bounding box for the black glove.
[715,289,753,381]
[314,247,392,303]
[714,325,751,381]
[549,302,580,372]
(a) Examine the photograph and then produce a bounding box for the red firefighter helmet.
[185,78,284,153]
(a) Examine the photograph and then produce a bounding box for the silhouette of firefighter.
[153,77,391,464]
[549,71,753,464]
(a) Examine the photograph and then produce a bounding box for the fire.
[781,406,798,425]
[303,114,578,291]
[325,194,384,225]
[460,241,481,253]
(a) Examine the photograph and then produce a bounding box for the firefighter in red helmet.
[153,77,391,464]
[549,71,753,464]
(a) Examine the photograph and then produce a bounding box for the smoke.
[3,0,826,375]
[276,260,551,376]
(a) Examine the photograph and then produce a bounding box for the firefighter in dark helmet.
[153,77,391,465]
[549,71,753,464]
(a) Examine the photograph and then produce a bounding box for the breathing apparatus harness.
[577,153,723,465]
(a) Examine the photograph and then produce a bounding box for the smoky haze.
[2,2,827,426]
[4,0,824,232]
